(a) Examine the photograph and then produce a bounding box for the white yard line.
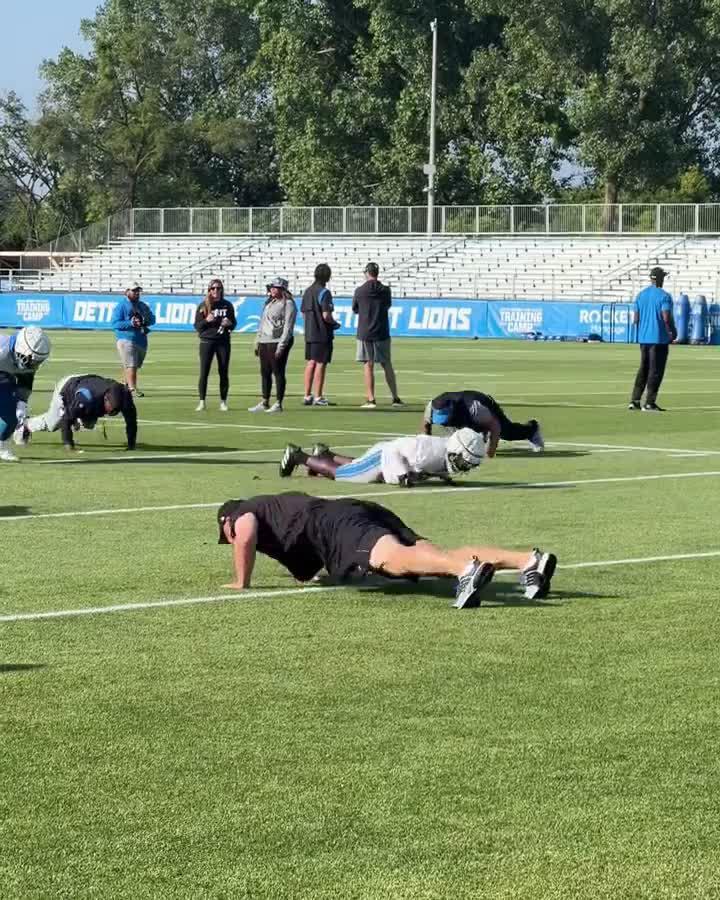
[2,548,720,623]
[35,443,367,465]
[6,468,720,522]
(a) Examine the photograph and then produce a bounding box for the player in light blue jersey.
[0,327,51,461]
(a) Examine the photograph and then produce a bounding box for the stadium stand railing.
[4,204,720,301]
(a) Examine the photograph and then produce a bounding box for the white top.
[380,435,449,484]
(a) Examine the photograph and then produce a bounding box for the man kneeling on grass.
[218,492,557,609]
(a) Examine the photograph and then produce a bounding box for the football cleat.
[279,444,302,477]
[528,420,545,453]
[453,558,496,609]
[520,549,557,600]
[311,442,330,457]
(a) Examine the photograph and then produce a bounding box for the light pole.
[425,18,438,236]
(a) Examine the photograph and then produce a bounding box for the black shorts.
[308,499,421,580]
[305,341,333,364]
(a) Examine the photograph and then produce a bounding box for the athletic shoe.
[520,549,557,600]
[311,442,330,457]
[391,397,405,407]
[220,401,229,412]
[627,401,641,410]
[452,558,496,609]
[195,400,206,411]
[279,444,302,477]
[0,442,19,462]
[528,420,545,453]
[248,401,268,413]
[313,397,330,406]
[266,402,283,414]
[132,389,145,398]
[361,400,377,409]
[303,396,314,406]
[13,424,31,446]
[642,403,665,412]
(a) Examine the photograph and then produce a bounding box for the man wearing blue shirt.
[111,281,156,398]
[629,267,676,412]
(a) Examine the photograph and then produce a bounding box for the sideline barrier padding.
[1,292,719,343]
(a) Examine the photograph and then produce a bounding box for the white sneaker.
[313,397,330,407]
[528,420,545,453]
[220,401,229,412]
[13,424,31,446]
[195,400,206,411]
[248,401,268,413]
[0,442,19,462]
[266,402,283,414]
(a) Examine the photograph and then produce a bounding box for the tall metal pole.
[426,19,438,236]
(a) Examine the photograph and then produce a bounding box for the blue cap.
[431,406,451,425]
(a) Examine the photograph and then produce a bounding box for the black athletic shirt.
[217,492,420,580]
[194,298,237,342]
[352,280,392,341]
[424,390,498,431]
[301,283,334,343]
[60,375,137,449]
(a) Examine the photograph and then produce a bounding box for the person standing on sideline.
[301,263,339,406]
[111,282,156,398]
[628,266,676,412]
[194,278,236,411]
[248,277,297,414]
[352,262,402,408]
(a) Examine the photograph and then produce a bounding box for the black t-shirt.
[217,492,420,581]
[352,280,392,341]
[60,374,137,449]
[301,282,334,344]
[194,298,237,341]
[426,391,498,430]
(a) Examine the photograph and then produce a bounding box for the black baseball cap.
[650,266,669,279]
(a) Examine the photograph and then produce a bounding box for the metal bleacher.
[11,204,720,301]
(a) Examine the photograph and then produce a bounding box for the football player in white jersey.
[0,327,51,461]
[279,428,485,485]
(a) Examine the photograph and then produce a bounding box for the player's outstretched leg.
[369,536,557,607]
[279,444,342,479]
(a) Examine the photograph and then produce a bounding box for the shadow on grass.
[0,506,31,517]
[0,663,47,674]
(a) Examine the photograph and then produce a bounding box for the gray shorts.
[117,340,147,369]
[356,339,392,365]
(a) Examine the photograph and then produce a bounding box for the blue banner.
[0,291,717,343]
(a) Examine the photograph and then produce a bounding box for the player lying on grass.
[279,428,485,485]
[422,390,544,457]
[15,374,137,452]
[218,492,557,609]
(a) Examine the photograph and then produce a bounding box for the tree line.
[2,0,720,248]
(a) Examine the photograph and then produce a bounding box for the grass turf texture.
[2,331,720,898]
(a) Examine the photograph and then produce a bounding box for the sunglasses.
[209,285,222,291]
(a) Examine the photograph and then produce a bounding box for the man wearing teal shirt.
[628,267,676,412]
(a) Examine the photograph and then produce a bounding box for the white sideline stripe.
[3,549,720,623]
[551,440,720,456]
[35,443,367,465]
[5,468,720,522]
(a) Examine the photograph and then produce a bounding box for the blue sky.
[0,0,100,112]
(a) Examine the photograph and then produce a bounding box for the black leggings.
[259,341,293,404]
[198,340,231,401]
[631,343,669,405]
[480,393,535,441]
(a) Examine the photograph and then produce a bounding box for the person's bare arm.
[486,418,501,458]
[661,309,677,341]
[224,513,258,589]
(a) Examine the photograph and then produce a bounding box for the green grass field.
[3,331,720,899]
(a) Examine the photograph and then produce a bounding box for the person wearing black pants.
[628,267,675,412]
[194,279,236,411]
[422,390,545,456]
[249,276,297,414]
